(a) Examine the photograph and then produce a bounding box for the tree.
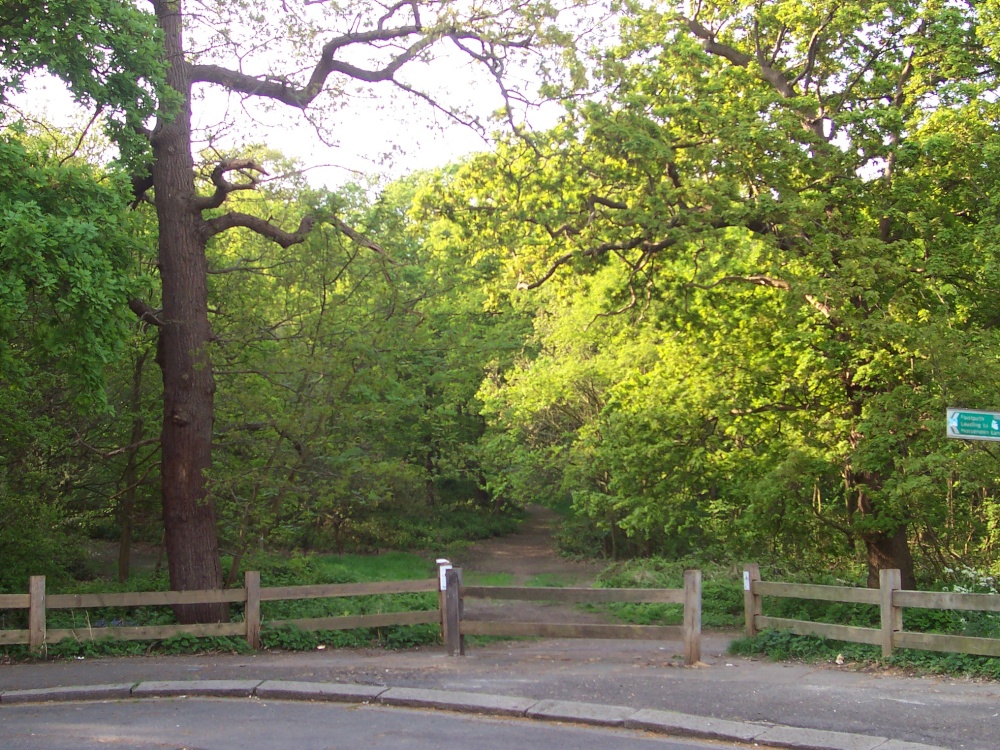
[101,0,556,620]
[424,0,1000,585]
[201,168,530,567]
[0,0,165,165]
[0,125,158,591]
[0,2,170,586]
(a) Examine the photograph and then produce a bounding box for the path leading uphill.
[455,505,613,625]
[458,504,604,584]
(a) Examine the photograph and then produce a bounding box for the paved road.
[0,698,741,750]
[2,636,991,749]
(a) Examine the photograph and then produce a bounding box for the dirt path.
[458,505,603,585]
[453,505,614,625]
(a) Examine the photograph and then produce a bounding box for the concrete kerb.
[257,680,386,703]
[379,686,536,716]
[525,698,636,727]
[754,725,889,750]
[0,683,136,704]
[0,680,951,750]
[131,679,262,698]
[625,707,766,743]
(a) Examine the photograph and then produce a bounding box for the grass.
[525,573,574,587]
[247,550,437,586]
[0,501,520,662]
[594,559,745,629]
[347,503,524,558]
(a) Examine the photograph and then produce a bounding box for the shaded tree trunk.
[864,526,916,590]
[151,0,225,623]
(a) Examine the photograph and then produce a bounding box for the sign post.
[946,408,1000,442]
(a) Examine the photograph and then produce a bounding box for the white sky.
[8,0,616,190]
[12,43,564,190]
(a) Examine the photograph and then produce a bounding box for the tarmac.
[0,633,995,750]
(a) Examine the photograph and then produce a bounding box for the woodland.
[3,0,1000,621]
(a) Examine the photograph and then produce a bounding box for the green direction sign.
[946,408,1000,442]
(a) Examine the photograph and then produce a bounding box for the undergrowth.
[731,630,1000,680]
[594,559,745,628]
[595,557,1000,680]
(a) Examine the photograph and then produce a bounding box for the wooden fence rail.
[744,564,1000,658]
[442,566,703,666]
[0,574,438,651]
[1,566,702,664]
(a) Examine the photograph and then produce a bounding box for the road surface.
[1,698,747,750]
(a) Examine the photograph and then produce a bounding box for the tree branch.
[130,172,155,208]
[790,10,836,90]
[58,107,103,166]
[107,460,158,504]
[683,16,825,138]
[690,274,836,319]
[449,34,536,147]
[78,436,161,460]
[516,235,675,290]
[804,293,833,318]
[729,402,805,416]
[329,216,392,258]
[207,257,300,274]
[203,212,317,247]
[191,28,436,108]
[389,78,486,133]
[194,158,269,211]
[690,273,791,291]
[128,298,164,327]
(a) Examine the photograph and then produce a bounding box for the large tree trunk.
[151,0,225,623]
[864,525,916,590]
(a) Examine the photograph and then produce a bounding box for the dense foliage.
[0,130,151,591]
[4,0,1000,604]
[0,0,166,163]
[417,0,1000,585]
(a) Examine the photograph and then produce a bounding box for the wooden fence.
[743,563,1000,658]
[440,566,702,665]
[0,564,701,663]
[0,573,439,651]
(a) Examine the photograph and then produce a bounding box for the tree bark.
[864,525,916,590]
[151,0,225,623]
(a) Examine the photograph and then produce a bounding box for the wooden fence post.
[444,567,464,656]
[880,568,902,659]
[29,575,46,652]
[743,564,762,637]
[245,571,261,650]
[436,558,452,647]
[456,567,466,656]
[683,569,702,666]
